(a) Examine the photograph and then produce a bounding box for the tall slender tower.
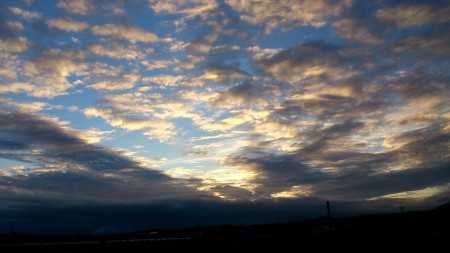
[10,222,15,234]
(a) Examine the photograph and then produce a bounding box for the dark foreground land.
[1,204,449,252]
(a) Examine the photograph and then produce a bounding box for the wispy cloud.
[226,0,351,33]
[21,49,87,97]
[0,37,28,53]
[149,0,219,20]
[91,24,160,43]
[89,73,140,91]
[0,109,132,171]
[9,6,40,20]
[83,94,178,142]
[88,43,141,59]
[58,0,93,15]
[46,18,89,32]
[376,2,450,28]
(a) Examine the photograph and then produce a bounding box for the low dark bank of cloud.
[2,197,448,235]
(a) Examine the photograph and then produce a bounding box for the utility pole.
[10,222,15,234]
[400,205,405,213]
[327,201,332,232]
[327,201,331,219]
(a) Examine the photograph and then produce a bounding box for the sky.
[0,0,449,234]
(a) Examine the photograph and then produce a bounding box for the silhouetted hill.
[1,203,449,252]
[433,203,450,213]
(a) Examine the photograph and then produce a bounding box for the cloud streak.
[46,18,89,31]
[91,24,160,43]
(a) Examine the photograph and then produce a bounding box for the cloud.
[176,89,217,103]
[149,66,251,88]
[8,6,40,20]
[73,128,113,144]
[87,62,125,77]
[226,0,351,33]
[0,166,212,232]
[393,128,450,167]
[333,18,381,44]
[46,18,89,31]
[91,24,160,43]
[257,41,364,84]
[201,109,269,132]
[166,166,259,199]
[170,41,213,54]
[249,46,282,60]
[89,73,140,91]
[0,98,48,113]
[0,109,136,171]
[89,111,172,134]
[0,37,28,53]
[142,75,189,87]
[201,66,250,85]
[82,90,215,143]
[88,43,141,59]
[223,136,450,200]
[327,1,391,44]
[56,0,126,16]
[58,0,93,15]
[83,95,177,142]
[149,0,219,20]
[22,49,88,97]
[0,53,18,82]
[0,193,342,234]
[68,105,79,112]
[185,142,223,156]
[0,82,34,94]
[175,55,205,71]
[141,59,179,70]
[376,2,450,28]
[224,151,323,198]
[212,75,449,199]
[0,108,200,205]
[270,185,312,199]
[6,21,24,31]
[21,0,34,6]
[323,161,450,200]
[209,81,274,109]
[251,119,299,142]
[387,71,448,100]
[370,185,449,201]
[190,132,240,142]
[151,99,210,126]
[386,27,450,56]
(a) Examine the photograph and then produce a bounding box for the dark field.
[2,234,449,252]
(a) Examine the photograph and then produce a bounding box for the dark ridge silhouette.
[1,203,449,252]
